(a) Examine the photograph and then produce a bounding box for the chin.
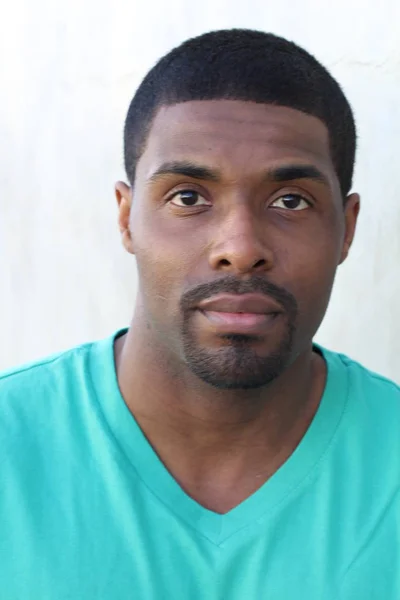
[183,343,292,390]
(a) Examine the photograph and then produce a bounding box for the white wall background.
[0,0,399,382]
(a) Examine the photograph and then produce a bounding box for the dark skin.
[114,100,360,514]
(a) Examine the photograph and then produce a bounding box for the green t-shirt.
[1,329,399,599]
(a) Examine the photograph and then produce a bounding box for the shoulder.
[0,342,93,394]
[336,351,400,403]
[322,345,400,402]
[323,347,400,450]
[0,342,96,438]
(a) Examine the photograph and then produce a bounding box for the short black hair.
[124,29,356,196]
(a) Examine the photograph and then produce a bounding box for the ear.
[339,192,360,264]
[115,181,135,255]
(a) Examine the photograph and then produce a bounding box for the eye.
[169,190,210,207]
[271,193,311,211]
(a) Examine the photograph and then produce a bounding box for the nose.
[208,205,274,275]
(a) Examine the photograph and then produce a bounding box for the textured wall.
[1,0,399,381]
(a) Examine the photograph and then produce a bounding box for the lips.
[197,293,283,315]
[196,293,284,335]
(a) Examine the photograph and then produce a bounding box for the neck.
[115,316,326,513]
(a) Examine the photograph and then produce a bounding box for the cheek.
[133,220,202,319]
[280,231,342,333]
[134,207,207,277]
[136,247,177,306]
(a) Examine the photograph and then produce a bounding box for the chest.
[1,480,399,600]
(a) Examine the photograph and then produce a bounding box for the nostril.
[220,259,231,266]
[254,259,267,268]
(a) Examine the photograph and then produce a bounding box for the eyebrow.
[148,161,220,183]
[266,164,330,187]
[147,160,329,187]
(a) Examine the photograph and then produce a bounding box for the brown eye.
[271,194,310,211]
[170,190,210,207]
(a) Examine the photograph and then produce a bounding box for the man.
[1,29,399,599]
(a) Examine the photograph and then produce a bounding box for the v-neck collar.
[89,329,349,546]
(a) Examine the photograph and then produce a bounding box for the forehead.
[138,100,335,183]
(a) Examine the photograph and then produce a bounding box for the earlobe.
[115,181,135,255]
[339,193,360,264]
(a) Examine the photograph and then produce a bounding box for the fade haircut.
[124,29,356,197]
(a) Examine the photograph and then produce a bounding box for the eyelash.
[168,189,209,207]
[167,188,313,210]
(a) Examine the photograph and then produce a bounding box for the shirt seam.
[338,354,400,393]
[86,345,221,547]
[0,344,93,383]
[88,339,351,548]
[218,360,351,546]
[337,484,400,592]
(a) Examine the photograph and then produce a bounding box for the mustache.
[180,275,298,317]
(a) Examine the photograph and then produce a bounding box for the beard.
[180,276,298,390]
[182,327,295,390]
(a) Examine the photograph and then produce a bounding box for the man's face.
[117,100,359,389]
